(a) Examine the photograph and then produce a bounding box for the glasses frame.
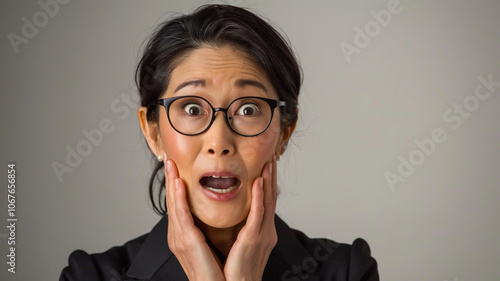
[157,95,286,137]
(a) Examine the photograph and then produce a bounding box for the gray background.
[1,0,499,280]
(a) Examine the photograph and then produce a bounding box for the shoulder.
[297,231,379,280]
[59,232,148,281]
[271,217,379,281]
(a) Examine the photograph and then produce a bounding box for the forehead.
[166,46,277,98]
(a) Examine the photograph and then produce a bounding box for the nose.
[204,112,235,157]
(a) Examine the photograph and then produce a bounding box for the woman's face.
[155,46,287,228]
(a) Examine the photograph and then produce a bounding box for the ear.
[275,116,298,158]
[138,106,164,159]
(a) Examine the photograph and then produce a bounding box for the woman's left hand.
[223,156,278,281]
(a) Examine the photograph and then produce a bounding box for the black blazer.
[60,215,379,280]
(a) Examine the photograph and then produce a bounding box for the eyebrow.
[174,79,268,94]
[174,80,205,93]
[235,79,268,93]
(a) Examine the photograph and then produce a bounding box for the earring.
[157,154,163,162]
[277,144,287,161]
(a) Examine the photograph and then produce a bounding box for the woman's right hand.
[164,157,225,281]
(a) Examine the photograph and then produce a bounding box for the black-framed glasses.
[156,96,286,137]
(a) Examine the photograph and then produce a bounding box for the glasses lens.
[228,97,273,136]
[168,97,212,135]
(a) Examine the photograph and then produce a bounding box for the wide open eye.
[236,103,260,116]
[183,103,205,116]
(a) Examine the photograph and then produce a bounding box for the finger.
[173,178,197,230]
[243,176,265,237]
[272,155,278,203]
[169,172,204,243]
[164,159,180,248]
[164,158,180,216]
[166,165,206,250]
[262,157,277,227]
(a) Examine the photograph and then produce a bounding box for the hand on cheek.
[162,154,278,281]
[224,156,278,281]
[164,157,225,281]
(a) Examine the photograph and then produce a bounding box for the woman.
[61,4,379,280]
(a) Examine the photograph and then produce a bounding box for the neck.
[194,216,245,257]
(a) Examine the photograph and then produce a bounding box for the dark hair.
[136,4,302,216]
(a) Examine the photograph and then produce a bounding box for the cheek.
[238,123,281,175]
[159,121,199,177]
[239,135,276,159]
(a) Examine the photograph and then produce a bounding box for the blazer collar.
[126,215,313,280]
[125,216,173,280]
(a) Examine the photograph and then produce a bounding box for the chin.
[194,205,250,229]
[187,180,253,229]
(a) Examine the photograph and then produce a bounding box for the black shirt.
[60,215,379,280]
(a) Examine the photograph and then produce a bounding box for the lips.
[200,175,241,194]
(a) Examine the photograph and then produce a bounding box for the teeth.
[209,175,232,179]
[204,184,239,194]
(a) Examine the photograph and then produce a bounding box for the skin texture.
[138,46,296,280]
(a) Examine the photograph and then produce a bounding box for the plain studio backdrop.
[1,1,499,280]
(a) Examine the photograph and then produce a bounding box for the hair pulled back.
[136,4,302,216]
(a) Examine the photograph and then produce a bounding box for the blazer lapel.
[124,215,312,281]
[263,215,315,279]
[125,216,188,280]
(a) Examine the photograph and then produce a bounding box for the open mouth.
[200,175,241,194]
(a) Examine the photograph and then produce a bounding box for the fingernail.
[166,160,171,174]
[259,177,264,189]
[175,178,180,190]
[268,161,273,174]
